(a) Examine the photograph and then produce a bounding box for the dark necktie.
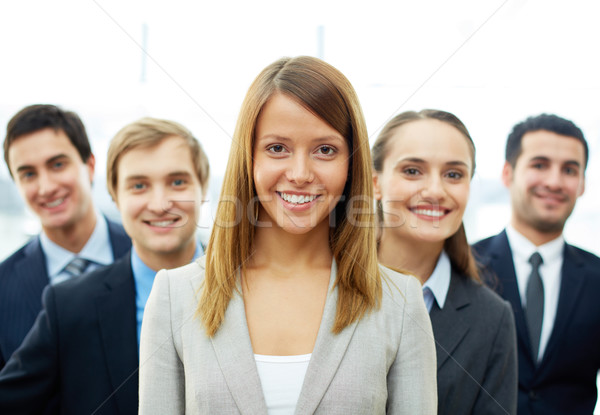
[526,252,544,362]
[63,257,91,279]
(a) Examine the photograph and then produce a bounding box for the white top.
[422,250,451,313]
[39,212,115,284]
[254,353,312,415]
[505,225,564,362]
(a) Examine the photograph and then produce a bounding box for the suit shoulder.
[568,244,600,263]
[106,218,128,239]
[379,265,423,311]
[0,237,40,266]
[156,256,206,295]
[50,256,130,299]
[0,244,28,272]
[471,233,499,254]
[0,239,40,281]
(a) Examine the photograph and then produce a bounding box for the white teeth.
[45,198,64,208]
[280,192,317,204]
[413,209,445,217]
[149,220,176,227]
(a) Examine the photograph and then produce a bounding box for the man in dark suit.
[0,104,131,368]
[0,117,210,414]
[473,114,600,415]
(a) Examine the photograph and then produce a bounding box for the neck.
[378,231,444,285]
[42,207,98,253]
[249,220,333,273]
[135,239,197,272]
[510,218,563,246]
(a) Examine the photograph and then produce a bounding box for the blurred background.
[0,0,598,261]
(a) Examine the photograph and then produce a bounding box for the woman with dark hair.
[372,109,518,415]
[138,58,437,414]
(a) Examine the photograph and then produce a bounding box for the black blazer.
[431,269,518,415]
[473,230,600,415]
[0,218,131,368]
[0,253,138,415]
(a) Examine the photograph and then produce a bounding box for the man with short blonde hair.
[0,117,209,415]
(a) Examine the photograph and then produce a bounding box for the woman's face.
[373,119,473,245]
[253,92,349,235]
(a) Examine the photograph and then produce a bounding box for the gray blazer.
[139,257,437,414]
[431,270,518,415]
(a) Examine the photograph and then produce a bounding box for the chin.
[410,230,453,244]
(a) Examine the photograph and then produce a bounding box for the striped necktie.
[63,257,91,279]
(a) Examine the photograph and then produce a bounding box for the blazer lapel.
[204,264,267,415]
[19,238,50,316]
[95,254,139,415]
[294,261,359,415]
[483,231,534,361]
[538,244,585,367]
[429,272,469,370]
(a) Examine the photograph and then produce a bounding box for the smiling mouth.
[43,198,65,208]
[410,208,448,218]
[145,219,179,227]
[278,192,319,205]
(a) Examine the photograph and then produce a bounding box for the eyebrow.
[15,154,69,172]
[393,157,470,168]
[123,171,193,181]
[529,156,581,167]
[257,134,345,143]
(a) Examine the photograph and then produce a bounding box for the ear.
[501,161,513,189]
[373,172,383,201]
[86,153,96,184]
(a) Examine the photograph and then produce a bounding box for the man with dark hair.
[0,117,209,415]
[473,113,600,415]
[0,104,131,369]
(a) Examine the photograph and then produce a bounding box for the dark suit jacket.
[431,269,518,415]
[473,230,600,415]
[0,253,139,415]
[0,218,131,368]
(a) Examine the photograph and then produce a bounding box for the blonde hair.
[106,117,210,201]
[371,109,480,281]
[200,56,381,336]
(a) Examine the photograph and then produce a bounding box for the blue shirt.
[132,244,203,347]
[422,251,451,313]
[40,212,114,284]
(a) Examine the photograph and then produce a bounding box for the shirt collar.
[506,224,564,264]
[40,212,114,278]
[422,250,451,310]
[131,242,203,286]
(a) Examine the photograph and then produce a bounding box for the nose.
[286,153,313,185]
[147,186,173,214]
[419,175,445,201]
[37,171,58,196]
[543,166,564,190]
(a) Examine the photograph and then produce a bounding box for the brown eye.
[267,145,285,153]
[317,145,335,155]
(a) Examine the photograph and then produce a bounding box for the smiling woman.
[252,92,349,235]
[372,109,518,415]
[138,56,437,414]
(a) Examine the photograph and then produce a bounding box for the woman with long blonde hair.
[139,57,436,414]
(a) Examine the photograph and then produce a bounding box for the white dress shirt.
[422,251,451,313]
[505,225,564,362]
